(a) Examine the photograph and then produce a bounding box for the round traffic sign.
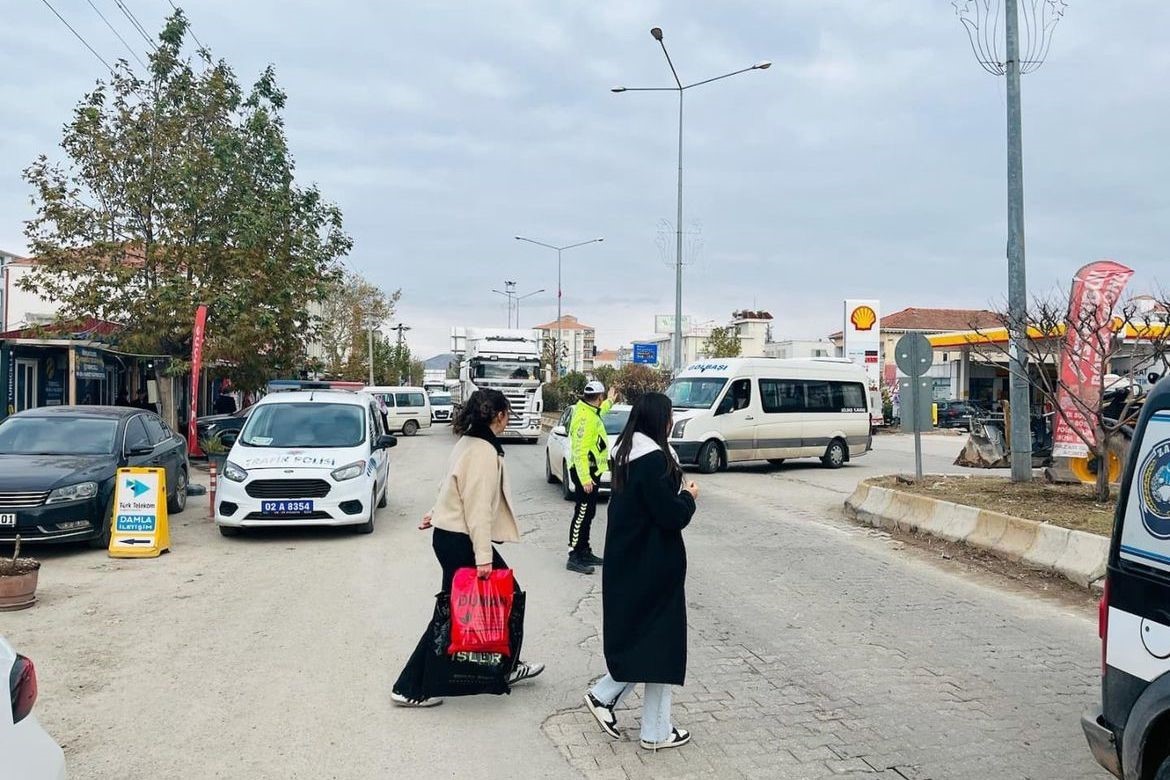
[895,333,934,378]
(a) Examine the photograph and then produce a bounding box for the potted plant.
[200,436,228,473]
[0,536,40,611]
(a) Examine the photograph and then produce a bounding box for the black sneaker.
[584,692,620,739]
[566,554,594,575]
[578,550,604,566]
[641,726,690,751]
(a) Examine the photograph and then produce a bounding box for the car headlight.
[46,481,99,504]
[331,461,366,482]
[223,461,249,483]
[671,418,689,439]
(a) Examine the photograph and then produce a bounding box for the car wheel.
[767,458,786,467]
[88,495,115,549]
[167,467,188,514]
[546,454,557,484]
[218,525,241,537]
[821,439,847,469]
[697,441,723,475]
[403,420,419,437]
[356,488,376,534]
[562,462,574,501]
[377,481,388,508]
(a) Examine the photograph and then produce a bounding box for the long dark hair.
[612,392,682,491]
[453,389,510,436]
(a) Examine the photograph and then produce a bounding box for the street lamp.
[492,281,543,329]
[954,0,1068,482]
[613,27,769,372]
[514,288,545,331]
[515,236,604,376]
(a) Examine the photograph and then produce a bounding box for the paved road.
[5,430,1105,779]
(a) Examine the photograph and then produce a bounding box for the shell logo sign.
[850,305,878,332]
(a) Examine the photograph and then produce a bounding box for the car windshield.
[666,378,728,409]
[472,360,539,380]
[240,403,365,448]
[0,416,119,455]
[430,394,452,405]
[604,410,630,436]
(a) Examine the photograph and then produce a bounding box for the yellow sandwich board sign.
[108,467,170,558]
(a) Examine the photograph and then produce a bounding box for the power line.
[166,0,207,53]
[38,0,115,73]
[113,0,156,50]
[85,0,147,69]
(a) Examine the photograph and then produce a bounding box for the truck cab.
[450,328,545,443]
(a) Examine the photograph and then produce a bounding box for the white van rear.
[666,358,872,473]
[364,386,433,436]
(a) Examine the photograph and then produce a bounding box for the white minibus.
[666,358,872,473]
[363,386,433,436]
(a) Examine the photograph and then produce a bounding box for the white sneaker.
[584,692,620,739]
[641,727,690,751]
[390,692,443,708]
[508,660,546,685]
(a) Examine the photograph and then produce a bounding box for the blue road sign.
[632,343,659,365]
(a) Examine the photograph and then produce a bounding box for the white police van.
[666,358,872,473]
[214,390,395,536]
[1083,377,1170,779]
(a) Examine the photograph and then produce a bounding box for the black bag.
[422,590,526,697]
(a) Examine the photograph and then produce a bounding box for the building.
[829,307,1000,400]
[645,321,715,371]
[765,339,837,359]
[2,255,57,332]
[593,349,620,369]
[729,310,774,357]
[533,315,596,374]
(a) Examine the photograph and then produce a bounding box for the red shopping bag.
[448,568,516,656]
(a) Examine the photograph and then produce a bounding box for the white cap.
[584,380,606,395]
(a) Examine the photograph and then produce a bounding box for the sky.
[4,1,1170,360]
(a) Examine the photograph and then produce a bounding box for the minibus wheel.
[697,441,724,474]
[822,439,847,469]
[403,420,420,436]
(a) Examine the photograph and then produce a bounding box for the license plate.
[260,500,314,515]
[0,514,14,527]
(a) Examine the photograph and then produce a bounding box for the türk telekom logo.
[850,306,877,332]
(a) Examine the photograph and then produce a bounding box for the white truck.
[450,327,545,443]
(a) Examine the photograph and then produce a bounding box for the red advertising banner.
[188,304,208,457]
[1051,260,1134,459]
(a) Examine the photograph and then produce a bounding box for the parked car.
[364,386,433,436]
[0,406,189,547]
[546,404,631,501]
[195,404,255,449]
[215,390,395,536]
[0,636,66,780]
[429,391,454,424]
[935,399,979,429]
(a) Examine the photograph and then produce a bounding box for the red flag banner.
[1051,261,1134,459]
[188,304,208,456]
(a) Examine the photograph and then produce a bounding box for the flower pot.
[0,568,39,611]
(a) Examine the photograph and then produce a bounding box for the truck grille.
[245,479,331,499]
[0,491,49,509]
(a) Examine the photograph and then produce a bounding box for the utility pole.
[515,236,604,377]
[391,323,412,384]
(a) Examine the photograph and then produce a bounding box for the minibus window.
[760,379,804,413]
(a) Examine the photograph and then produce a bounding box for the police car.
[214,390,395,537]
[1083,377,1170,779]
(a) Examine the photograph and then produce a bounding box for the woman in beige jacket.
[391,389,544,707]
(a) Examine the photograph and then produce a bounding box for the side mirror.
[376,434,398,450]
[552,425,567,437]
[220,431,239,447]
[459,367,469,382]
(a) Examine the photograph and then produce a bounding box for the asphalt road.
[4,429,1106,779]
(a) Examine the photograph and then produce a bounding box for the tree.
[593,365,618,391]
[703,327,742,359]
[317,271,399,380]
[614,364,672,405]
[975,291,1170,501]
[20,12,350,423]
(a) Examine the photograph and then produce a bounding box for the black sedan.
[195,405,253,450]
[935,399,980,429]
[0,406,189,547]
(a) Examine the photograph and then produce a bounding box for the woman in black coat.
[582,392,699,751]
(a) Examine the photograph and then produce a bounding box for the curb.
[844,479,1108,589]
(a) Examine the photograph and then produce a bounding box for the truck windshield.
[667,378,728,410]
[472,361,539,380]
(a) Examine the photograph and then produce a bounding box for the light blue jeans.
[590,673,673,744]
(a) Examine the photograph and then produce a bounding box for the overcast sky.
[4,1,1170,359]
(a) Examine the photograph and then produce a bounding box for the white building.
[765,339,837,359]
[644,321,715,371]
[729,312,773,357]
[2,256,58,332]
[533,315,596,374]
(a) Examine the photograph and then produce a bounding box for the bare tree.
[316,271,399,379]
[973,292,1170,501]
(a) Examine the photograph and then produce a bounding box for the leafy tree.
[317,271,399,380]
[703,326,742,359]
[20,12,350,424]
[593,364,618,391]
[614,364,671,404]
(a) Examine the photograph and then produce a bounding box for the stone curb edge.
[844,479,1108,589]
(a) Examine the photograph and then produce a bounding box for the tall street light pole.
[613,27,770,372]
[515,236,604,377]
[955,0,1068,482]
[492,280,518,327]
[514,288,545,332]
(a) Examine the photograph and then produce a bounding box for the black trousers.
[393,528,517,699]
[568,468,599,555]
